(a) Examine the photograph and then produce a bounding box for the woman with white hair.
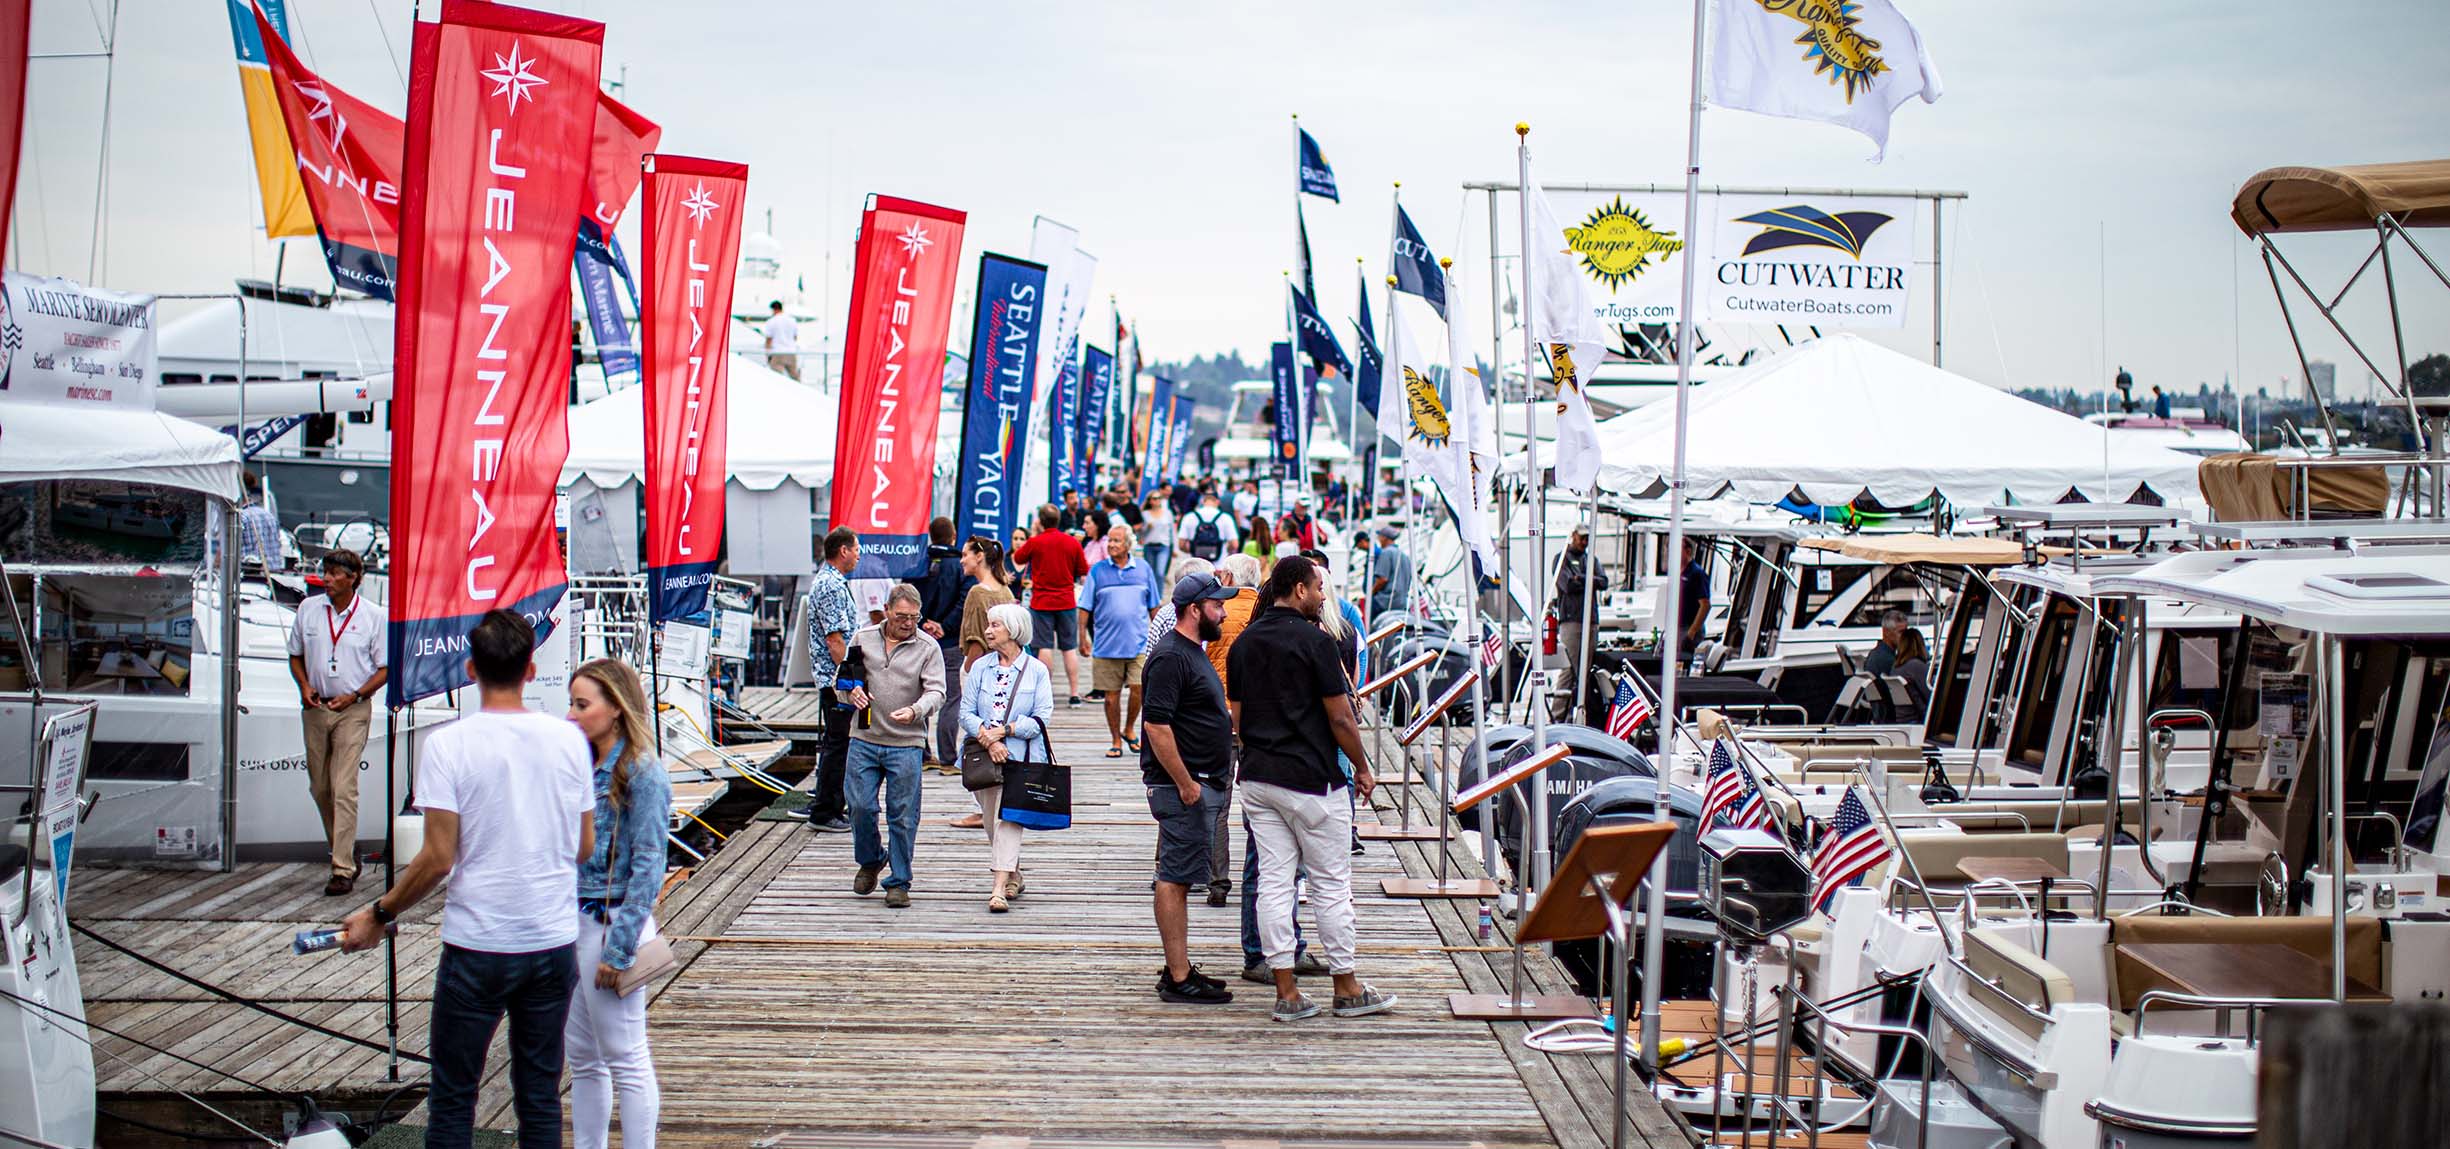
[959,600,1055,912]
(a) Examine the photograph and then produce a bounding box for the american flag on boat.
[1412,588,1436,619]
[1480,627,1503,669]
[1700,739,1773,831]
[1603,676,1651,741]
[1809,786,1892,912]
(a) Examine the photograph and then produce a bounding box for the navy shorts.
[1030,607,1079,653]
[1147,782,1223,886]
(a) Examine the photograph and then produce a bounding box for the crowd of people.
[782,474,1397,1021]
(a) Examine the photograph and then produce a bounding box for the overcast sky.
[16,1,2448,400]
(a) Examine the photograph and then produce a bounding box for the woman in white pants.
[565,658,671,1149]
[960,602,1054,912]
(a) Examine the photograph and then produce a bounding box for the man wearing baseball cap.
[1140,571,1240,1004]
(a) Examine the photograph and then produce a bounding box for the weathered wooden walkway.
[73,685,1699,1147]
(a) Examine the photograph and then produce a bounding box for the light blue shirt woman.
[958,601,1056,911]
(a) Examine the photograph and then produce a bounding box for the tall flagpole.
[1347,256,1365,521]
[1514,124,1550,903]
[1288,114,1306,515]
[1641,0,1709,1076]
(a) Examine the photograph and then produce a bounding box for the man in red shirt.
[1012,503,1091,706]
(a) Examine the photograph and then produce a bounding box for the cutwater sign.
[0,271,159,410]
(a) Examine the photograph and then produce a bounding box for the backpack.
[1188,511,1225,560]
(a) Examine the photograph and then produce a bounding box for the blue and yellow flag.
[224,0,313,239]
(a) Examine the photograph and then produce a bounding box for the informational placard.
[713,608,753,660]
[0,271,158,410]
[657,620,711,680]
[36,703,96,909]
[2258,671,2309,783]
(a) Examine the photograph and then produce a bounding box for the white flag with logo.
[1388,310,1495,572]
[1525,166,1607,494]
[1442,270,1502,572]
[1707,0,1942,160]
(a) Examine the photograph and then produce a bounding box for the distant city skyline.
[12,1,2447,401]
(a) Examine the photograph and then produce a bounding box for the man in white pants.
[1225,554,1395,1022]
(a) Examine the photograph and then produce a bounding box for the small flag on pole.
[1604,676,1652,741]
[1481,627,1504,670]
[1297,126,1339,200]
[1412,588,1436,619]
[1809,787,1893,911]
[1699,739,1746,829]
[1390,204,1447,319]
[1706,0,1943,160]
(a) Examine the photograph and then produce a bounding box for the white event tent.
[0,402,242,502]
[1513,334,2203,506]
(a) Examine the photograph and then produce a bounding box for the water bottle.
[292,928,343,955]
[1475,903,1494,943]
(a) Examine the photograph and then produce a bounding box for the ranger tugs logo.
[1401,365,1451,446]
[1758,0,1889,103]
[1564,197,1683,291]
[1734,204,1894,259]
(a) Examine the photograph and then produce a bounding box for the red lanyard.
[326,596,361,648]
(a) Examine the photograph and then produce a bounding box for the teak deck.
[74,691,1698,1148]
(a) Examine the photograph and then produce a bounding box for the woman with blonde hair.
[959,601,1056,912]
[564,658,672,1149]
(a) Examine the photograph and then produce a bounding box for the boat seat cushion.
[2104,916,2385,1012]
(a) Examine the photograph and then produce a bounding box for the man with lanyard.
[800,528,861,833]
[286,549,387,896]
[1552,527,1610,720]
[1178,489,1239,564]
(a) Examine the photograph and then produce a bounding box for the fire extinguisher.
[1542,610,1559,656]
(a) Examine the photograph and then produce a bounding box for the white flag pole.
[1514,124,1550,903]
[1641,0,1708,1076]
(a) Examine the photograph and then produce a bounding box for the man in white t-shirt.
[341,609,594,1149]
[285,548,388,896]
[764,300,801,381]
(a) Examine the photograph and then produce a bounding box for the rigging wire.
[0,985,282,1145]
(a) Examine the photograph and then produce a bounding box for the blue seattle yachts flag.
[1289,284,1353,382]
[1352,267,1383,419]
[1298,127,1339,201]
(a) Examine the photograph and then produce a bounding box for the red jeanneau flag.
[585,91,660,234]
[641,154,748,623]
[0,0,28,276]
[251,2,406,300]
[830,195,966,578]
[386,0,602,705]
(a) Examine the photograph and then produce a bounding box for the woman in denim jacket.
[565,658,672,1149]
[959,601,1055,912]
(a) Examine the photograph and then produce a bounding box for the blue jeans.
[848,739,924,889]
[1144,543,1173,580]
[1240,826,1305,968]
[425,942,578,1149]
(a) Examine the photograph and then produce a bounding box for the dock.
[74,695,1704,1148]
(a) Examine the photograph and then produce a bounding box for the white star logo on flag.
[895,222,932,258]
[682,183,720,228]
[479,41,548,116]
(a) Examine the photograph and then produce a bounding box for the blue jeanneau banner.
[955,253,1049,551]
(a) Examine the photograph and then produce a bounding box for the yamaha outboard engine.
[1451,723,1534,831]
[1549,774,1716,998]
[1381,634,1477,726]
[1488,725,1656,874]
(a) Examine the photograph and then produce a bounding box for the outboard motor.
[1382,635,1477,726]
[1549,773,1717,998]
[1489,725,1657,880]
[1451,723,1535,831]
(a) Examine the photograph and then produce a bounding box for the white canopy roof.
[2093,546,2450,637]
[561,356,837,491]
[1512,334,2202,506]
[0,402,242,502]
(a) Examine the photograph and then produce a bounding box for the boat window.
[37,574,196,696]
[87,740,189,782]
[1840,565,1933,628]
[2146,628,2234,720]
[1926,578,1991,746]
[1791,562,1872,629]
[2006,597,2081,767]
[0,481,210,568]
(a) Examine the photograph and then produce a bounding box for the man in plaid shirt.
[801,527,861,833]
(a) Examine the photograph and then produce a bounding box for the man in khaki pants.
[286,549,388,895]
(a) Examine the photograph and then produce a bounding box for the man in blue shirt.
[1083,523,1161,757]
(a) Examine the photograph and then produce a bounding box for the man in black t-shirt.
[1141,572,1240,1004]
[1225,556,1396,1022]
[1676,537,1711,667]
